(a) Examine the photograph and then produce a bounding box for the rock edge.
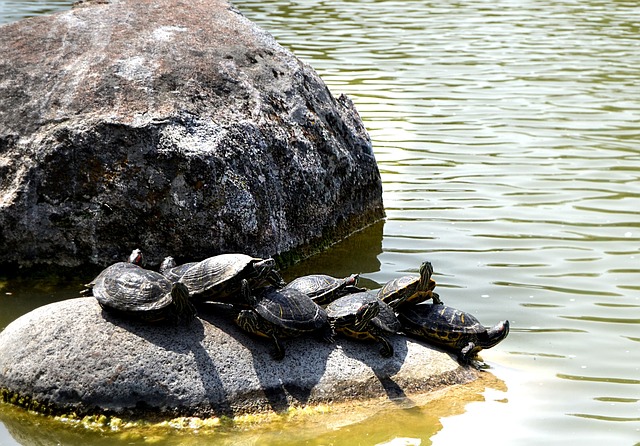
[0,297,477,418]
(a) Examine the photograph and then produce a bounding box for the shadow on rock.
[337,333,412,403]
[102,310,234,417]
[197,303,333,413]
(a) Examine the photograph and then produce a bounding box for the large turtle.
[377,261,441,310]
[326,291,401,357]
[283,273,365,305]
[83,248,143,293]
[397,301,509,364]
[160,256,198,282]
[235,281,334,360]
[179,253,285,304]
[90,263,196,325]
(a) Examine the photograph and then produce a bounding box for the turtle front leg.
[431,292,443,305]
[267,269,287,288]
[375,334,394,358]
[318,325,335,344]
[270,334,286,361]
[459,342,477,365]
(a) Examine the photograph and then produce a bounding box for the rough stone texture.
[0,298,477,418]
[0,0,384,271]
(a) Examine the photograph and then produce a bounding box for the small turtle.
[90,263,196,325]
[283,273,365,305]
[179,253,285,304]
[398,301,509,364]
[377,261,441,310]
[235,281,333,360]
[326,292,401,357]
[160,256,198,282]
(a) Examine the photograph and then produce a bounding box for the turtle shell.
[179,253,273,302]
[160,256,198,282]
[398,303,509,351]
[84,249,143,290]
[283,273,363,305]
[92,266,173,312]
[254,287,329,333]
[377,261,437,308]
[326,292,400,333]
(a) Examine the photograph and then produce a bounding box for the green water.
[1,0,640,444]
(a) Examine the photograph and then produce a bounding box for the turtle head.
[128,249,143,265]
[236,309,261,335]
[160,256,176,274]
[170,282,196,324]
[418,261,434,290]
[345,273,360,286]
[354,300,380,331]
[254,258,276,276]
[254,257,286,287]
[483,320,510,348]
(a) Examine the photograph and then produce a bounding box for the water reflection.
[0,372,504,446]
[2,0,640,444]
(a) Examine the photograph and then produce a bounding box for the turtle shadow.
[196,303,334,413]
[102,310,234,417]
[336,333,413,403]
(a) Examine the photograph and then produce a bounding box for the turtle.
[376,261,441,310]
[83,248,143,293]
[159,256,198,282]
[235,281,334,360]
[397,301,510,364]
[90,263,196,325]
[283,273,366,305]
[179,253,286,304]
[325,291,401,357]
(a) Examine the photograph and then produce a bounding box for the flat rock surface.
[0,297,477,418]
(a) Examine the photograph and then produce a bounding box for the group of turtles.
[85,250,509,364]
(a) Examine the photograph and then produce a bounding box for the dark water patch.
[561,315,640,324]
[557,374,640,385]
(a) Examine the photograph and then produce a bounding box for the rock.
[0,297,477,418]
[0,0,384,271]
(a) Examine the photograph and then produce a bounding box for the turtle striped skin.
[326,292,400,357]
[235,282,333,360]
[283,273,365,305]
[377,261,441,310]
[398,302,509,364]
[90,262,196,325]
[160,256,198,282]
[179,253,285,304]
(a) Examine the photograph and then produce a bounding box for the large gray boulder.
[0,297,477,418]
[0,0,384,271]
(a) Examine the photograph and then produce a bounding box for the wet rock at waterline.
[0,0,384,270]
[0,298,477,418]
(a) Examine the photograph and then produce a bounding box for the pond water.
[1,0,640,444]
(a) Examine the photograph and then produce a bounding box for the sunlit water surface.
[1,0,639,445]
